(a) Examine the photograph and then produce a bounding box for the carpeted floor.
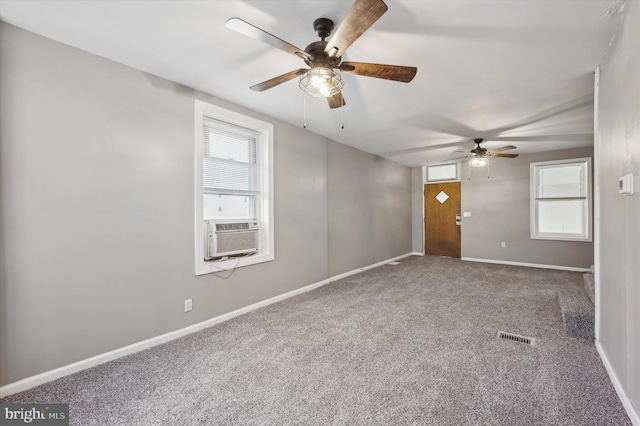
[1,256,631,425]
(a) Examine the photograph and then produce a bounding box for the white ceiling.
[0,0,626,166]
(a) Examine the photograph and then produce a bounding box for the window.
[426,164,458,182]
[530,158,591,241]
[194,101,274,275]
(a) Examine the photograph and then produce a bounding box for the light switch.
[619,174,634,195]
[463,212,471,217]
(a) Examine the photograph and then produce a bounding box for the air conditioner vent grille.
[216,222,250,232]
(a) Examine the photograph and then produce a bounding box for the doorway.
[424,182,461,257]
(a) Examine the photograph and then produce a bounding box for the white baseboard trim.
[596,340,640,425]
[324,252,416,282]
[410,252,425,256]
[461,257,591,272]
[0,252,417,398]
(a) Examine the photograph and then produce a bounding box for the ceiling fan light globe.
[299,67,343,98]
[470,157,488,167]
[309,75,325,88]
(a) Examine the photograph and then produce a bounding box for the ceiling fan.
[225,0,417,109]
[445,138,519,166]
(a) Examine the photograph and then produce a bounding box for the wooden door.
[424,182,461,257]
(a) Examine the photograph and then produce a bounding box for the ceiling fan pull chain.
[341,99,344,129]
[303,92,307,129]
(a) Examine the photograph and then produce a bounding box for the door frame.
[424,181,461,258]
[422,165,463,258]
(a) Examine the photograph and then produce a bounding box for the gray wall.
[410,167,424,254]
[460,147,594,269]
[327,145,411,276]
[597,0,640,415]
[0,23,412,386]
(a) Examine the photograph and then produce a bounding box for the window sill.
[530,234,592,242]
[195,252,274,276]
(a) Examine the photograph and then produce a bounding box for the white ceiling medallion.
[435,191,449,204]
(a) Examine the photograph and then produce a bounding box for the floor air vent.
[498,331,535,346]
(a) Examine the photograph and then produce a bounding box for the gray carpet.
[557,285,595,341]
[584,272,596,306]
[1,256,631,425]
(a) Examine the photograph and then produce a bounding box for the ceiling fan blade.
[327,92,346,109]
[491,145,517,153]
[340,62,417,83]
[249,69,308,92]
[488,153,519,158]
[226,18,311,60]
[324,0,388,58]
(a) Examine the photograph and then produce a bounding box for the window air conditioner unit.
[205,220,259,259]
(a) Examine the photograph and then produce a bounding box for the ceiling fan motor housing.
[304,19,341,68]
[471,138,487,155]
[304,41,339,67]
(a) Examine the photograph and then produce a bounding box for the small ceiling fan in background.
[444,138,519,167]
[226,0,417,109]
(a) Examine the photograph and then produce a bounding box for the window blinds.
[203,116,257,193]
[537,164,585,198]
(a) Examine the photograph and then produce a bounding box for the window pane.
[203,157,256,191]
[427,164,457,181]
[204,194,255,220]
[203,117,257,164]
[538,200,584,234]
[538,164,584,198]
[205,130,256,163]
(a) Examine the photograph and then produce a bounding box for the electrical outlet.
[501,242,506,248]
[184,299,193,312]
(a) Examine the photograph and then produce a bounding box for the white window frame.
[530,157,592,242]
[425,163,460,183]
[194,100,274,275]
